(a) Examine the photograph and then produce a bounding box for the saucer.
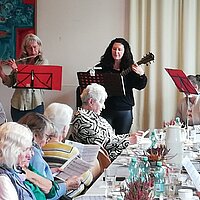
[192,196,199,200]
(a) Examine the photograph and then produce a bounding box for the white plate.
[193,196,199,200]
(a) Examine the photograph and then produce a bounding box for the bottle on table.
[175,117,181,127]
[154,161,165,198]
[149,131,158,148]
[139,156,150,182]
[128,157,139,182]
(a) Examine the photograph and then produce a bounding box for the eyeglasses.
[44,133,52,142]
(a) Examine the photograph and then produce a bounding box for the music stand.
[77,71,125,96]
[165,68,198,130]
[13,64,62,90]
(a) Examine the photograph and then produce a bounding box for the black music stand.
[13,64,62,90]
[165,68,198,129]
[77,71,126,96]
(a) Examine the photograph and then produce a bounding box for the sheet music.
[74,195,105,200]
[65,140,100,163]
[182,156,200,191]
[54,155,93,181]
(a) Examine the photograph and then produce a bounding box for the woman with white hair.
[43,103,93,198]
[71,83,137,161]
[0,122,36,200]
[0,33,48,122]
[44,102,73,141]
[176,74,200,126]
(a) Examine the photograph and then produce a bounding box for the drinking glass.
[104,168,116,197]
[154,129,165,145]
[165,165,181,199]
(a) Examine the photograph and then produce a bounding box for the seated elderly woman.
[18,112,81,200]
[176,74,200,126]
[43,102,94,198]
[0,122,36,200]
[70,83,138,161]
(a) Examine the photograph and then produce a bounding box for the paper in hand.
[55,155,93,181]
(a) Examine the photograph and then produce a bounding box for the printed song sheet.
[54,155,93,181]
[65,140,100,163]
[182,156,200,191]
[74,195,105,200]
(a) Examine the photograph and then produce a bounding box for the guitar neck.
[120,66,132,77]
[120,61,140,77]
[119,52,154,77]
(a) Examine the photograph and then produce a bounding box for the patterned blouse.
[71,108,129,161]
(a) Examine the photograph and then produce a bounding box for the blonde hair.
[0,122,33,168]
[21,33,43,57]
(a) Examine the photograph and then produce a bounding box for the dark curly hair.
[99,38,134,71]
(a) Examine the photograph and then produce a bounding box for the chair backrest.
[90,147,111,182]
[97,147,111,174]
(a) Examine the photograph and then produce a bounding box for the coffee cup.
[178,188,193,200]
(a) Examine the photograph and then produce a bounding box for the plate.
[192,196,199,200]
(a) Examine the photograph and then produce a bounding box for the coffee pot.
[165,126,184,168]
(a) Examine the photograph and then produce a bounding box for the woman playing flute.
[0,33,48,122]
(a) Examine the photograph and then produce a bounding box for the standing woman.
[0,33,48,122]
[95,38,147,135]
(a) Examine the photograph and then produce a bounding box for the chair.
[90,147,111,182]
[97,147,111,174]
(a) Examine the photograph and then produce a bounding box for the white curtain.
[129,0,200,131]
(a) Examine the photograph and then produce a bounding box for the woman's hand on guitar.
[132,64,144,76]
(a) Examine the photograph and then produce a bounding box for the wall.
[0,0,129,121]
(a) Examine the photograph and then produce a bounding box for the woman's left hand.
[6,59,18,72]
[132,64,144,76]
[65,176,82,191]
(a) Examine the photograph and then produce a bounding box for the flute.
[16,54,40,63]
[2,54,40,65]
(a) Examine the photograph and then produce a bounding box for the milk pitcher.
[165,126,183,168]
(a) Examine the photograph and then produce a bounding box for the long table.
[74,143,200,200]
[74,147,134,199]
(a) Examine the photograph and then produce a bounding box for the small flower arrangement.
[145,144,170,162]
[121,178,154,200]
